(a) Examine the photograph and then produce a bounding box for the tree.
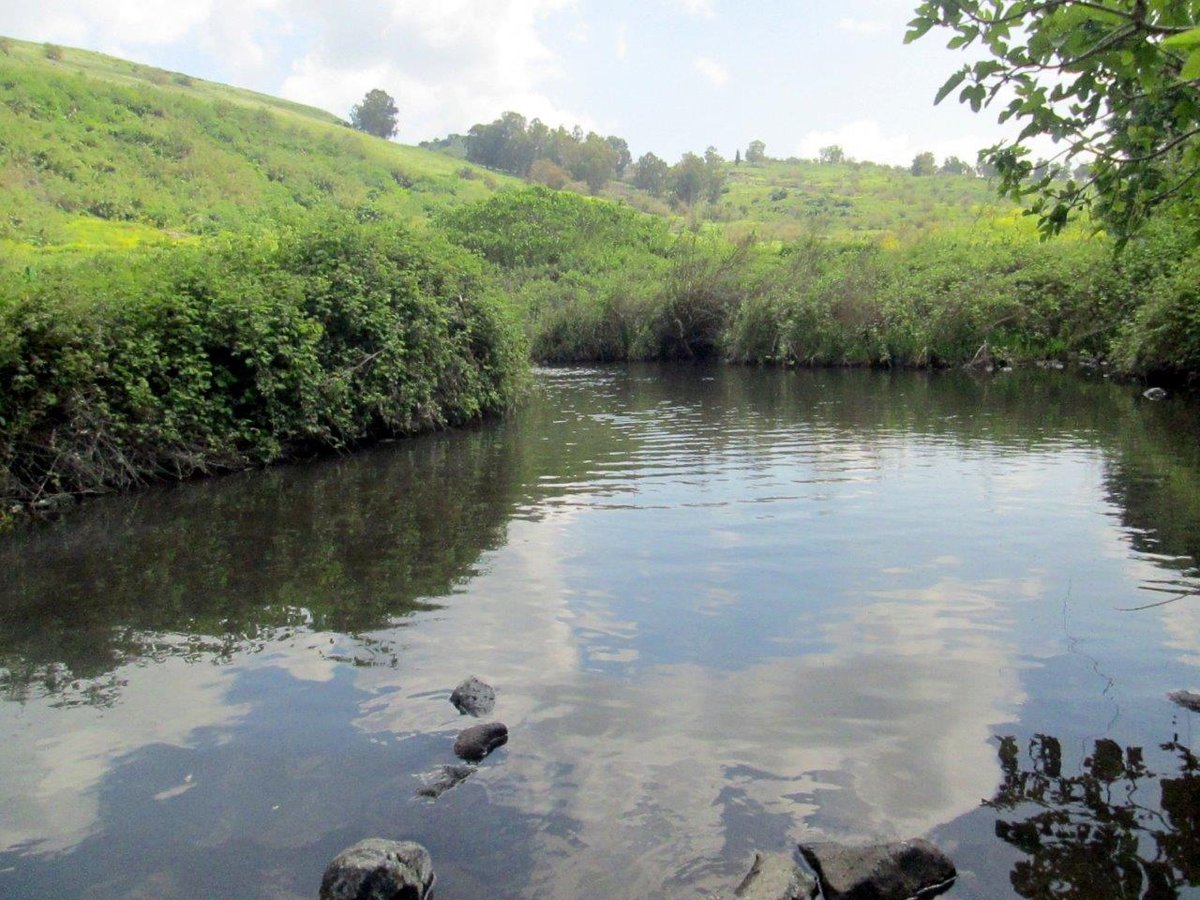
[349,89,399,139]
[566,132,619,193]
[633,152,670,196]
[939,155,974,176]
[605,135,632,177]
[703,146,727,203]
[746,139,767,164]
[818,144,845,164]
[670,152,708,206]
[911,151,937,176]
[906,0,1200,243]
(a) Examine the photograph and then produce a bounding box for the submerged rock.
[416,764,477,799]
[319,838,434,900]
[1143,387,1168,401]
[450,676,496,717]
[453,722,508,761]
[798,839,955,900]
[1169,690,1200,713]
[734,851,818,899]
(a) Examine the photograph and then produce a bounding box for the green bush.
[1113,246,1200,381]
[0,216,527,503]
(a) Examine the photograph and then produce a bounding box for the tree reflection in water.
[987,734,1200,898]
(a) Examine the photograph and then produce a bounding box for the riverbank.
[444,188,1200,382]
[0,216,527,516]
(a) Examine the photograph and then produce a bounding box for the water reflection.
[2,366,1200,897]
[988,733,1200,898]
[0,428,521,704]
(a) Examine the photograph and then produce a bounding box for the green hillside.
[0,36,518,257]
[713,158,1024,244]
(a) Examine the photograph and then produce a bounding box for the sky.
[0,0,1027,167]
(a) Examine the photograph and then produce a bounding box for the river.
[2,365,1199,898]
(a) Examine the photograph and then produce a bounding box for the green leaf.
[1162,28,1200,51]
[935,70,968,104]
[1182,48,1200,81]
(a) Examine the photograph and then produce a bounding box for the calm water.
[2,365,1200,899]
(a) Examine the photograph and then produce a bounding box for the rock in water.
[734,851,819,899]
[416,764,477,799]
[1169,690,1200,713]
[798,839,955,900]
[319,839,434,900]
[1143,387,1168,401]
[450,676,496,717]
[453,722,508,762]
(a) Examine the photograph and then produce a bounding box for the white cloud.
[836,17,891,36]
[277,0,588,139]
[616,23,629,62]
[671,0,716,18]
[692,55,729,87]
[797,118,994,167]
[0,0,286,79]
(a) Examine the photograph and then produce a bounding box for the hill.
[0,36,518,257]
[711,157,1023,244]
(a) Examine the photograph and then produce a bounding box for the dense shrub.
[443,189,1143,370]
[0,217,527,504]
[1113,247,1200,382]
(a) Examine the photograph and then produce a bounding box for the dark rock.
[1169,690,1200,713]
[1143,387,1168,401]
[453,722,508,761]
[319,838,434,900]
[734,851,818,899]
[450,676,496,717]
[416,764,476,799]
[798,839,955,900]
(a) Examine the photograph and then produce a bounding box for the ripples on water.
[1,365,1199,898]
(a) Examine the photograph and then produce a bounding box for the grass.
[0,36,519,255]
[710,157,1025,243]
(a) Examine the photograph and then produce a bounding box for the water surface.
[2,365,1199,898]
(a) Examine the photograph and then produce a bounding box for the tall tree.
[567,132,619,193]
[746,139,767,164]
[907,0,1200,242]
[911,151,937,176]
[703,146,727,203]
[818,144,845,164]
[939,155,974,176]
[605,135,632,177]
[670,152,707,206]
[349,89,399,139]
[633,152,670,196]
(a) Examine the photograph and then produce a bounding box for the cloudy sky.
[0,0,1019,166]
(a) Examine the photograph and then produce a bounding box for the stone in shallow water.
[1143,387,1168,400]
[319,839,434,900]
[415,764,477,799]
[453,722,508,761]
[449,676,496,717]
[734,851,819,899]
[798,839,955,900]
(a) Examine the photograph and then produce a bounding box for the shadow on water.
[934,729,1200,899]
[0,426,525,704]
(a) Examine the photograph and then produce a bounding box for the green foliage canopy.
[911,151,938,176]
[907,0,1200,243]
[349,88,399,139]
